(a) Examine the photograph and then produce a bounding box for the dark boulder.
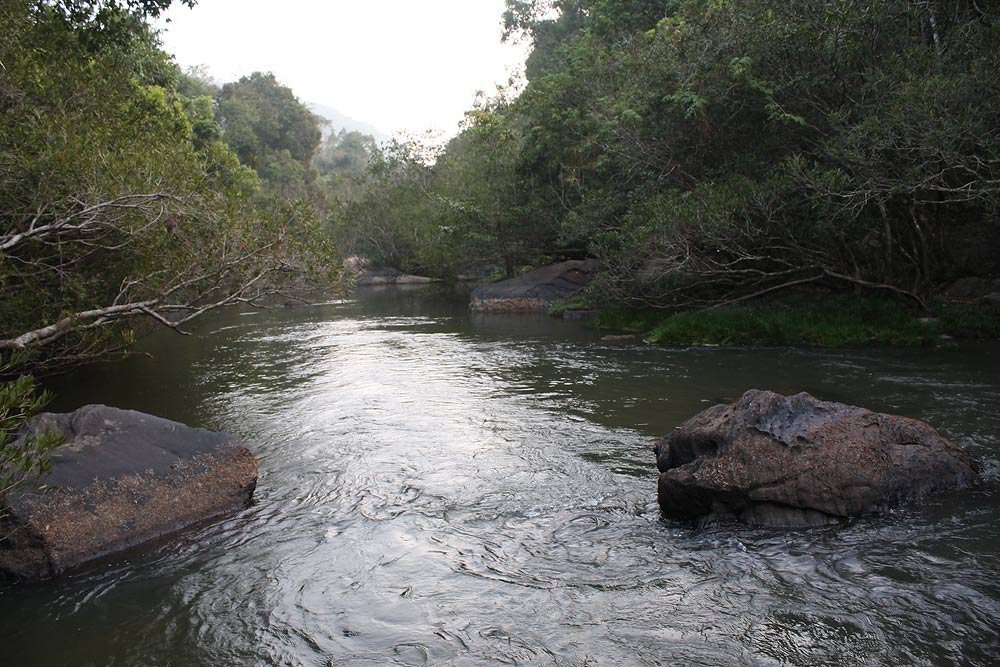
[940,275,1000,307]
[0,405,257,580]
[940,219,1000,278]
[654,390,977,527]
[469,260,598,313]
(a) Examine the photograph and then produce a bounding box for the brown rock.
[654,390,977,527]
[469,260,598,313]
[355,267,436,286]
[0,406,257,579]
[600,334,640,344]
[944,276,992,301]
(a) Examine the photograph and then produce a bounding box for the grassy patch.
[594,297,1000,348]
[548,295,593,317]
[931,302,1000,339]
[593,306,667,332]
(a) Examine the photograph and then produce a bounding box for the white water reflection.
[5,288,999,666]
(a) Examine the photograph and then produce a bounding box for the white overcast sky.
[156,0,529,139]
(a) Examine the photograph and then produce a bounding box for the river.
[2,287,998,666]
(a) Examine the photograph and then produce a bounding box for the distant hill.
[308,102,388,143]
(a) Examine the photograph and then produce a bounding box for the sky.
[156,0,530,140]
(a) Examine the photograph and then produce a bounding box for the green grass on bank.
[591,298,1000,348]
[547,295,593,318]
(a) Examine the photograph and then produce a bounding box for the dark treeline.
[342,0,999,309]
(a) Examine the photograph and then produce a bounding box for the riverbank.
[552,296,1000,348]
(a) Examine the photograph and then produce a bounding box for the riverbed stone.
[0,405,257,580]
[469,260,598,312]
[355,267,436,286]
[654,390,977,527]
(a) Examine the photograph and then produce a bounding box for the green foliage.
[48,0,193,18]
[932,302,1000,340]
[0,0,337,369]
[598,297,1000,348]
[0,354,63,505]
[176,65,218,99]
[314,130,376,178]
[547,294,592,317]
[334,91,567,278]
[331,140,441,273]
[472,1,1000,309]
[594,305,665,333]
[643,298,945,347]
[216,72,322,172]
[432,96,562,276]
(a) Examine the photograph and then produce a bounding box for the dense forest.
[2,0,999,492]
[345,0,999,312]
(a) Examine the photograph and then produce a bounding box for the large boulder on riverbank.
[0,406,257,580]
[469,260,598,312]
[654,390,977,527]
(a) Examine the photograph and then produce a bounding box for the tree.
[332,140,439,271]
[314,130,377,177]
[0,1,335,370]
[216,72,322,172]
[488,0,1000,308]
[0,353,63,511]
[431,96,560,277]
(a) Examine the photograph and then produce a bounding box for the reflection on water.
[3,287,999,666]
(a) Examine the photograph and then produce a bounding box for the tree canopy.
[216,72,322,171]
[337,0,999,306]
[0,0,335,371]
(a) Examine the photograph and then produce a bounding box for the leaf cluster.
[0,353,63,507]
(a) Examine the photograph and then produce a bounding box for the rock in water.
[355,267,436,286]
[0,405,258,579]
[654,390,977,527]
[469,260,598,312]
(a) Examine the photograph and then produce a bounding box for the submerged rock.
[654,390,977,527]
[469,260,598,313]
[0,405,257,580]
[600,334,641,344]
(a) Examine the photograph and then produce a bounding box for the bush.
[0,354,63,508]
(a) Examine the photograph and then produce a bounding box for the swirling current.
[2,287,998,666]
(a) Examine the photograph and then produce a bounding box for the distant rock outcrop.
[0,406,258,580]
[469,260,598,313]
[355,267,436,286]
[654,390,977,527]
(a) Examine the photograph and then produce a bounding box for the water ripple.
[6,295,1000,666]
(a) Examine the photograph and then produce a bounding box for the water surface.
[3,287,998,666]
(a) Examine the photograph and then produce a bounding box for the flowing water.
[2,287,999,666]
